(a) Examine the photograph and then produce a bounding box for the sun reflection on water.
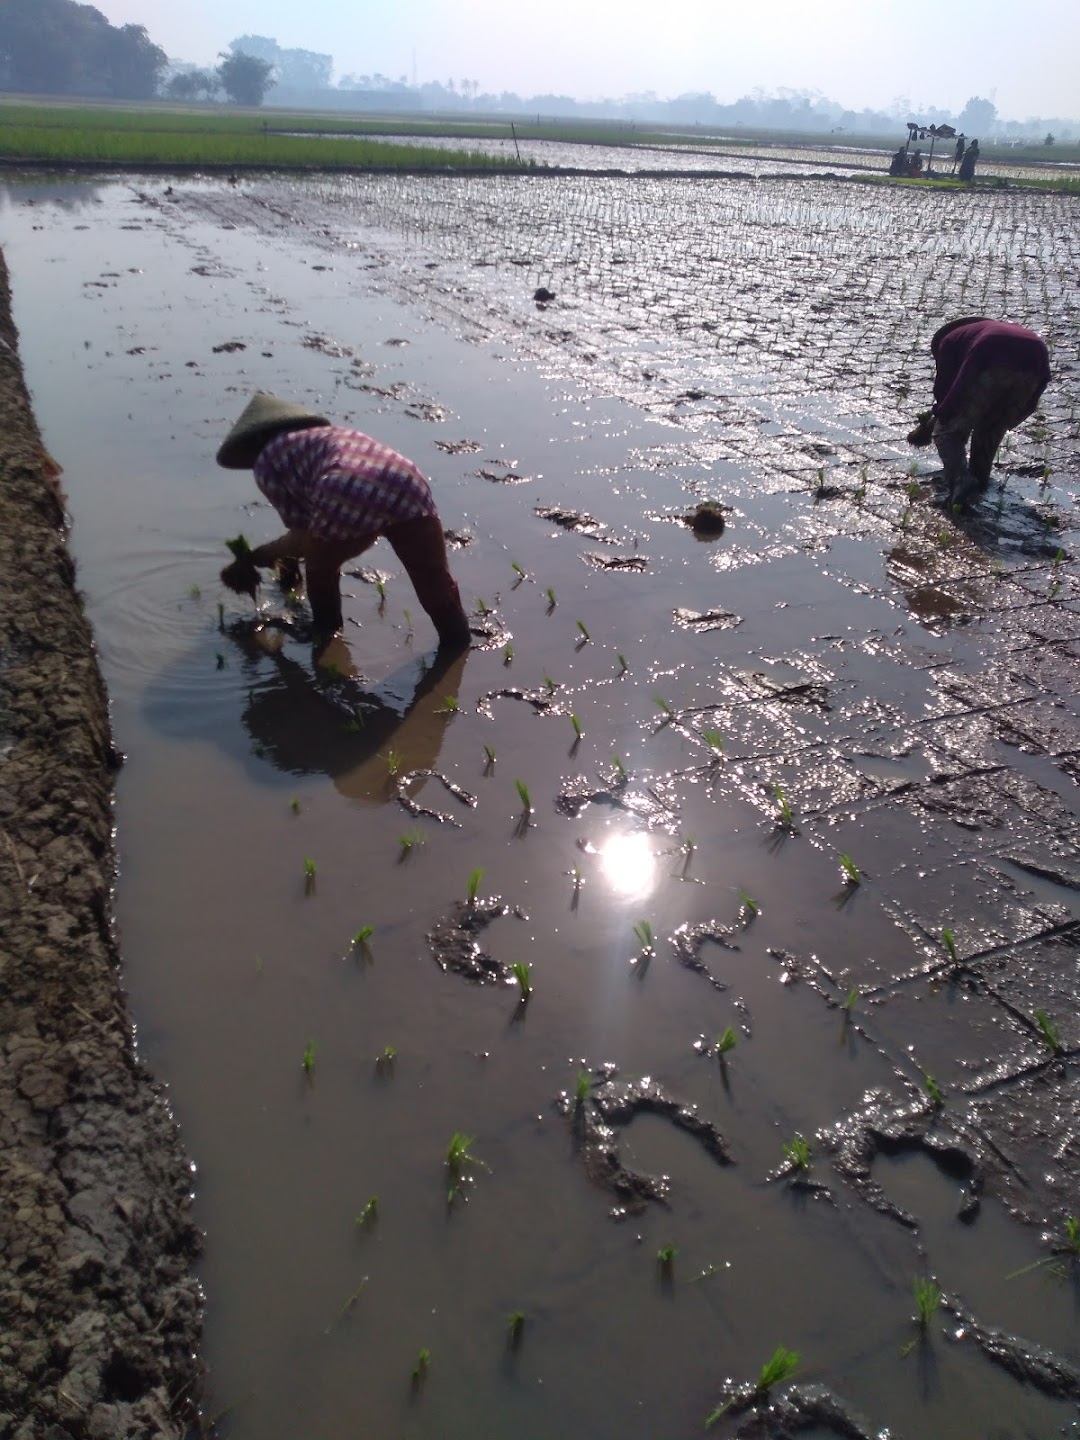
[600,832,658,901]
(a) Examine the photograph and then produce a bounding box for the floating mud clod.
[557,1072,732,1216]
[427,897,525,983]
[688,501,727,536]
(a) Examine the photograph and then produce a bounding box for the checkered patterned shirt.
[254,426,437,545]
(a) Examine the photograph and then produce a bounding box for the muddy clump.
[821,1087,985,1228]
[672,920,740,991]
[687,500,727,536]
[427,898,525,983]
[557,1070,731,1216]
[711,1382,887,1438]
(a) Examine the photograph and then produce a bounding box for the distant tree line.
[0,0,167,100]
[1,9,1075,139]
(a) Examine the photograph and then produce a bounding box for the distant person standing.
[906,317,1051,507]
[952,134,966,172]
[958,139,979,182]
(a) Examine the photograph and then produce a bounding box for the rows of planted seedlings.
[195,170,1078,1433]
[264,540,1079,1432]
[311,172,1077,448]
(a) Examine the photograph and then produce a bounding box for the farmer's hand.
[220,554,261,600]
[906,413,935,447]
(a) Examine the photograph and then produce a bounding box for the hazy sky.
[94,0,1079,119]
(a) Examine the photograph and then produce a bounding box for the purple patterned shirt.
[254,426,437,546]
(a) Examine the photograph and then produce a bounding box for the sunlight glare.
[600,831,657,900]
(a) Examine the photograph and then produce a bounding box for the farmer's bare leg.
[932,417,975,501]
[303,536,372,648]
[969,369,1045,486]
[386,516,470,649]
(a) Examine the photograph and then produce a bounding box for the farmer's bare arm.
[249,530,310,566]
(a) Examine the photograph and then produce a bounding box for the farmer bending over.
[217,393,471,654]
[906,318,1050,508]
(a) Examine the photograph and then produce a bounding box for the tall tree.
[97,23,167,100]
[957,96,997,135]
[0,0,166,98]
[217,50,275,106]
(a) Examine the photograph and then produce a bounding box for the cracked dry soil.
[0,248,202,1439]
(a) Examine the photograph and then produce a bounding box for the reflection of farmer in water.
[217,394,471,659]
[906,317,1050,508]
[233,626,468,804]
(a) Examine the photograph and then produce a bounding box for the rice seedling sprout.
[375,1044,397,1073]
[436,693,460,714]
[511,960,532,999]
[914,1276,942,1329]
[570,712,583,740]
[838,852,860,885]
[942,928,959,964]
[757,1347,801,1391]
[782,1135,810,1171]
[467,867,484,904]
[507,1310,525,1346]
[919,1067,945,1108]
[515,778,532,811]
[774,784,793,827]
[302,1039,317,1074]
[738,889,759,917]
[1034,1008,1062,1054]
[633,920,654,950]
[716,1027,737,1056]
[705,1347,800,1429]
[445,1131,487,1202]
[545,586,557,607]
[653,694,673,716]
[355,1196,378,1227]
[575,619,590,641]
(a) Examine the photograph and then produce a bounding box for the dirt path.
[0,247,202,1439]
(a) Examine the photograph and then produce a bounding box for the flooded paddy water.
[1,164,1078,1438]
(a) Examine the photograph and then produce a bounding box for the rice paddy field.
[1,149,1078,1440]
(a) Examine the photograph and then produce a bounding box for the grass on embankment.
[0,102,534,170]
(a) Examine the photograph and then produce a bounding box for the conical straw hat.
[216,392,330,468]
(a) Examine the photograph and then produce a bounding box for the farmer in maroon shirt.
[217,393,470,654]
[908,317,1051,507]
